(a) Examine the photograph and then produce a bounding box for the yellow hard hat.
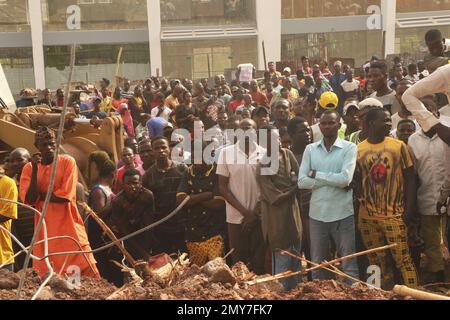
[319,91,338,110]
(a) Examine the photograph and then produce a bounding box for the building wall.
[1,1,450,94]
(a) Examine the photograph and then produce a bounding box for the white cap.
[358,98,383,113]
[343,100,359,116]
[283,67,291,73]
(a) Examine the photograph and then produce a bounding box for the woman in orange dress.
[20,127,99,278]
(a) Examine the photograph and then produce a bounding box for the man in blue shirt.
[298,109,359,282]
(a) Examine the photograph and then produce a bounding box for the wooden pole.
[79,202,137,267]
[114,47,123,89]
[306,243,398,274]
[393,285,450,300]
[247,243,397,285]
[207,53,211,79]
[262,40,267,71]
[280,250,371,288]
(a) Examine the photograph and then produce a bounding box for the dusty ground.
[0,263,406,300]
[0,269,116,300]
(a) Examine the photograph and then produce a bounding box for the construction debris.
[1,256,449,300]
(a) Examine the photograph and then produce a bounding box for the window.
[162,38,257,80]
[281,30,382,67]
[282,0,380,19]
[0,47,35,96]
[192,46,232,79]
[44,43,150,90]
[395,25,450,56]
[78,0,95,4]
[397,0,450,13]
[160,0,256,26]
[42,0,148,31]
[0,0,29,32]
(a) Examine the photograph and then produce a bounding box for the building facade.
[0,0,449,94]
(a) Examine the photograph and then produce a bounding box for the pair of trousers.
[272,242,302,291]
[358,216,418,288]
[309,215,359,284]
[186,235,225,267]
[228,221,266,275]
[1,264,14,272]
[420,215,445,273]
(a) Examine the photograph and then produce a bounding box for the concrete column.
[28,0,46,89]
[255,0,281,70]
[147,0,162,76]
[381,0,397,57]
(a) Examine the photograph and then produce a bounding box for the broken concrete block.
[201,258,236,285]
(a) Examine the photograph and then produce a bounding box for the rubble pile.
[286,280,396,300]
[0,268,116,300]
[0,257,402,300]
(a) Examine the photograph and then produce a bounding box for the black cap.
[252,106,269,118]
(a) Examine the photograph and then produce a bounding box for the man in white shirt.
[402,64,450,219]
[408,103,450,283]
[151,92,172,121]
[235,94,255,115]
[217,118,266,274]
[340,68,360,102]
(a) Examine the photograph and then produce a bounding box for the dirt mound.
[103,262,390,300]
[0,269,117,300]
[286,280,396,300]
[0,264,428,300]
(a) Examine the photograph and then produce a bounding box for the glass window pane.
[397,0,450,13]
[0,0,30,32]
[162,38,257,80]
[281,30,382,67]
[395,25,450,56]
[0,47,35,96]
[161,0,256,26]
[42,0,148,31]
[282,0,380,19]
[44,43,150,89]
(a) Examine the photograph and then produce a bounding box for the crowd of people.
[1,28,450,292]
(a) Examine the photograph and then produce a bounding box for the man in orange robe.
[20,127,99,278]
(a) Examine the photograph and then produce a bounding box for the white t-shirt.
[216,142,265,224]
[391,113,416,131]
[369,90,397,114]
[390,119,419,139]
[439,104,450,117]
[151,106,172,121]
[340,79,360,93]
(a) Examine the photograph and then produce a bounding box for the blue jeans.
[309,215,359,284]
[272,242,301,291]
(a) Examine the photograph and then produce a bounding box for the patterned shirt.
[356,137,413,219]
